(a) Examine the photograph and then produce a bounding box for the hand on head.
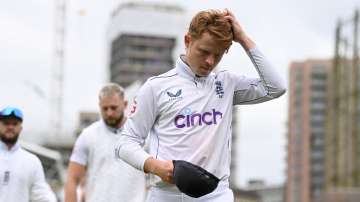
[222,9,246,43]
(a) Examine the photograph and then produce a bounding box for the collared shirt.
[105,124,122,135]
[116,47,286,190]
[70,120,146,202]
[0,141,56,202]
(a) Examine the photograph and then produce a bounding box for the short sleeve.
[69,132,89,166]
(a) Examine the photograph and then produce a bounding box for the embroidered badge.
[215,81,224,98]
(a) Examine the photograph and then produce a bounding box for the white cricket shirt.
[0,141,56,202]
[70,120,146,202]
[116,47,286,189]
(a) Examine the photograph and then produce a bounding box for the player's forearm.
[64,178,78,202]
[236,33,256,51]
[247,47,286,97]
[116,135,151,171]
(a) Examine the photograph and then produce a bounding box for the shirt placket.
[0,150,12,195]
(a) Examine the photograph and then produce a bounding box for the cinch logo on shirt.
[174,108,223,128]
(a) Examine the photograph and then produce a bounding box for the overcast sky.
[0,0,359,188]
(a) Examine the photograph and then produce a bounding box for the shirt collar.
[101,119,123,135]
[0,141,20,152]
[176,55,212,84]
[107,126,123,134]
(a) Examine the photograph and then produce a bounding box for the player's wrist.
[144,157,158,174]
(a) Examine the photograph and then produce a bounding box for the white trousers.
[145,181,234,202]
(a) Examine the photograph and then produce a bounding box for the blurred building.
[287,9,360,202]
[313,188,360,202]
[234,180,284,202]
[326,9,360,190]
[46,111,100,169]
[326,57,360,189]
[286,59,332,202]
[107,1,186,87]
[230,106,240,189]
[233,189,260,202]
[74,111,99,137]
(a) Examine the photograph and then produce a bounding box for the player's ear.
[184,33,191,49]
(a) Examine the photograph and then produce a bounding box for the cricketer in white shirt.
[116,9,286,202]
[69,120,147,202]
[117,47,286,181]
[66,83,147,202]
[0,142,57,202]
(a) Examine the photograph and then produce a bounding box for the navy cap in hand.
[172,160,220,198]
